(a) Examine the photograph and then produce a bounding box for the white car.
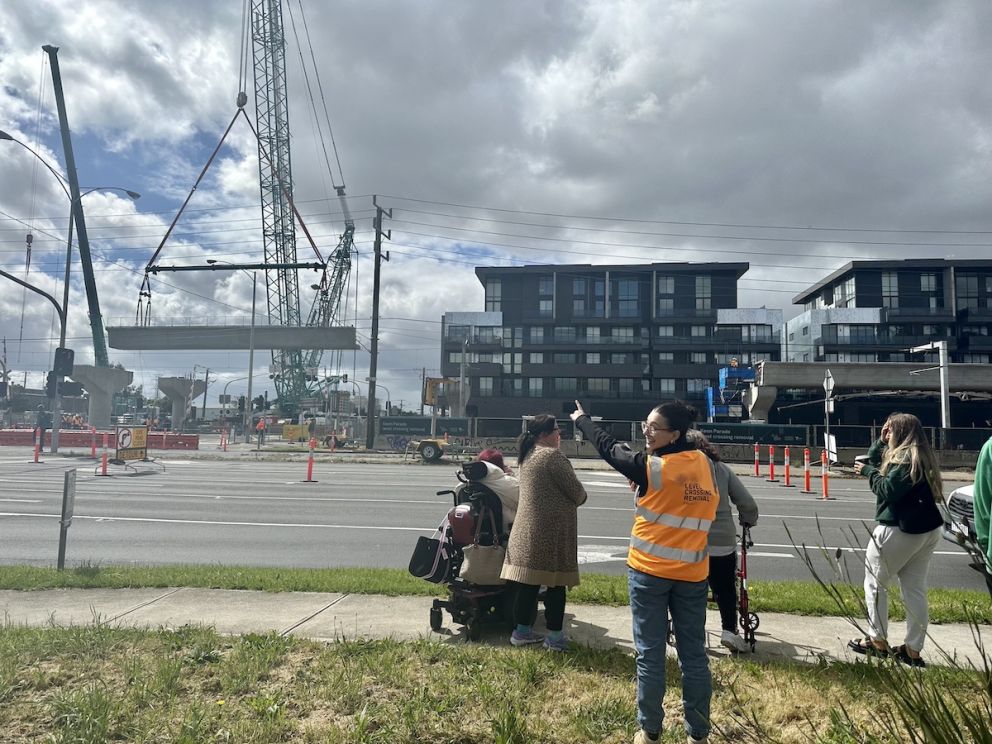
[942,484,976,547]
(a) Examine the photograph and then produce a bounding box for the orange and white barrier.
[303,438,318,483]
[766,445,778,482]
[782,446,794,487]
[753,443,760,477]
[820,449,832,500]
[90,427,97,459]
[802,448,813,493]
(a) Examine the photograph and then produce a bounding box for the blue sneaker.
[510,628,544,647]
[543,634,569,652]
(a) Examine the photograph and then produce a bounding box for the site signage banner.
[698,422,807,446]
[378,417,469,436]
[115,425,148,461]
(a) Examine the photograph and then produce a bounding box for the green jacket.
[858,439,942,533]
[974,436,992,565]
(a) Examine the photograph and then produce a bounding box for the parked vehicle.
[941,484,976,547]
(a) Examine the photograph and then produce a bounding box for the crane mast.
[251,0,309,408]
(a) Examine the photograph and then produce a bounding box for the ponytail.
[517,413,557,466]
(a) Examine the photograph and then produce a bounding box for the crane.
[249,0,354,413]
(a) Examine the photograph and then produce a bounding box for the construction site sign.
[115,425,148,461]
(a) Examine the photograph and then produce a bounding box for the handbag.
[458,510,506,585]
[408,524,453,584]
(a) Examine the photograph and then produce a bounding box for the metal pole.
[938,340,950,442]
[201,368,209,420]
[366,204,389,450]
[245,273,256,443]
[43,45,108,367]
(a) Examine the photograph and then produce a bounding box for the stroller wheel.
[429,606,443,632]
[466,619,482,642]
[746,612,760,631]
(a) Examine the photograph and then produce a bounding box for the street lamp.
[2,129,139,452]
[207,259,257,443]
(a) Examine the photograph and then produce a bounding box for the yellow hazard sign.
[115,425,148,461]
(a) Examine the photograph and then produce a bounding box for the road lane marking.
[0,499,42,503]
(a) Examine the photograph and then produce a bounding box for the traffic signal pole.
[365,197,390,450]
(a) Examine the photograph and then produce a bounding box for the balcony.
[957,306,992,321]
[882,306,954,321]
[653,307,718,319]
[817,332,958,351]
[961,335,992,351]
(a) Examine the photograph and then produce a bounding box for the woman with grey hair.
[687,430,759,653]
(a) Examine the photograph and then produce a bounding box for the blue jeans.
[628,567,711,739]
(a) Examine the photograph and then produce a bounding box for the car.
[941,484,977,547]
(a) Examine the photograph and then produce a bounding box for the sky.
[1,0,991,413]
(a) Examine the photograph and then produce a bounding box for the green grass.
[0,563,988,624]
[0,625,987,744]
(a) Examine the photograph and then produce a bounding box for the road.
[0,451,984,591]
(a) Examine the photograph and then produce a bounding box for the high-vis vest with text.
[627,450,719,582]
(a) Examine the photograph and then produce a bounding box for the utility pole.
[365,196,391,450]
[459,339,469,417]
[201,368,210,420]
[823,368,835,473]
[420,367,426,416]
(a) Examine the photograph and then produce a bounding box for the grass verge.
[1,564,988,624]
[0,624,987,744]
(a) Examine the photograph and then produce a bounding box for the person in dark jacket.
[851,412,944,668]
[35,405,52,451]
[571,400,716,744]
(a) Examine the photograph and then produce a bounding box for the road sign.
[823,369,835,397]
[57,468,77,571]
[115,425,148,461]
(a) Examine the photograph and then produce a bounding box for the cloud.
[3,0,992,410]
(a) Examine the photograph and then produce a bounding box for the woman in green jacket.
[851,413,943,668]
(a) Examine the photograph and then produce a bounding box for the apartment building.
[786,259,992,364]
[440,263,782,420]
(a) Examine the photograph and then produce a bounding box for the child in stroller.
[409,459,522,640]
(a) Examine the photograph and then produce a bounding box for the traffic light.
[53,347,74,376]
[238,395,246,412]
[341,373,347,383]
[253,395,265,411]
[45,371,57,398]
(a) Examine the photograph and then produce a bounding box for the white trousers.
[864,524,941,651]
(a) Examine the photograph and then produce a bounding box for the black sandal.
[848,637,888,657]
[893,645,926,668]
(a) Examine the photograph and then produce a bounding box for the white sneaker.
[720,629,751,653]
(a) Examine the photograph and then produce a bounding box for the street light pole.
[245,273,257,443]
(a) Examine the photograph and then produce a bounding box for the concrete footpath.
[1,587,987,669]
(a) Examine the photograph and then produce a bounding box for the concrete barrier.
[0,429,199,450]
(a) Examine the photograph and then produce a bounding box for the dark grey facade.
[441,263,782,420]
[787,259,992,365]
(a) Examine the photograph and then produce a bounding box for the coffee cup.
[854,455,870,467]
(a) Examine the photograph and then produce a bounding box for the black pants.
[708,553,738,633]
[512,582,566,632]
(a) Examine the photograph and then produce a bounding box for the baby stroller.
[408,461,514,640]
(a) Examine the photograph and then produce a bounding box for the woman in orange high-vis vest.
[571,399,718,744]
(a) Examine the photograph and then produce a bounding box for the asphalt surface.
[0,443,983,591]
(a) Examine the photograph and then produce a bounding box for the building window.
[586,352,600,364]
[503,327,523,348]
[537,275,554,318]
[835,277,856,308]
[691,325,708,338]
[656,274,675,316]
[690,352,708,364]
[573,278,586,295]
[485,279,501,311]
[919,272,940,309]
[573,298,586,317]
[528,378,543,397]
[585,327,601,344]
[658,378,675,394]
[615,278,640,318]
[613,327,634,342]
[695,276,711,310]
[802,353,809,362]
[552,352,576,364]
[502,352,522,374]
[530,327,544,344]
[801,326,809,336]
[555,377,577,394]
[529,352,543,364]
[447,325,470,341]
[687,378,709,394]
[956,273,981,311]
[658,352,673,363]
[554,326,577,342]
[788,332,795,342]
[448,352,463,364]
[881,271,899,309]
[657,325,674,337]
[619,378,634,395]
[610,352,627,364]
[586,377,610,393]
[592,279,605,317]
[479,377,494,396]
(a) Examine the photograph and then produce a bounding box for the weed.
[490,706,530,744]
[48,683,120,744]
